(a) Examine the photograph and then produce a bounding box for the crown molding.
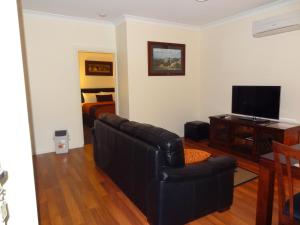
[113,15,126,26]
[113,0,299,30]
[22,9,115,27]
[23,0,299,31]
[199,0,299,30]
[114,14,201,31]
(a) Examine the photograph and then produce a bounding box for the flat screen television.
[232,86,281,120]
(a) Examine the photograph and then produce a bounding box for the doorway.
[78,51,116,144]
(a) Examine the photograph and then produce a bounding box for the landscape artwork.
[148,41,185,76]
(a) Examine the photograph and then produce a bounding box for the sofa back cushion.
[93,119,163,214]
[120,121,185,167]
[98,113,128,129]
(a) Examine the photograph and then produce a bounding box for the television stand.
[237,116,270,124]
[209,114,300,161]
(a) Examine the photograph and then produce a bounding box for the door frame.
[72,45,118,143]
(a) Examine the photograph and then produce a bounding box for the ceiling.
[22,0,282,26]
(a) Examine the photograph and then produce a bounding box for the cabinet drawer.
[256,129,283,154]
[210,120,231,143]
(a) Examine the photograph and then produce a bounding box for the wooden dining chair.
[273,141,300,225]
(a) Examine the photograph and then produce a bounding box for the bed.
[81,88,115,127]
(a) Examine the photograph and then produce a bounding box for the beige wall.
[23,13,116,154]
[79,51,115,88]
[198,1,300,124]
[23,0,300,155]
[116,22,130,118]
[125,20,201,136]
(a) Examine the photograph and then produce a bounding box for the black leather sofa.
[93,114,236,225]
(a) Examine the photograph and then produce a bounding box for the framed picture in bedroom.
[148,41,185,76]
[85,60,113,76]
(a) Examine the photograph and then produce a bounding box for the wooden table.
[255,144,300,225]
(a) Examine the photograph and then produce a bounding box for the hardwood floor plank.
[59,179,85,225]
[39,202,51,225]
[115,191,148,225]
[45,188,66,225]
[206,215,227,225]
[101,195,140,225]
[91,206,120,225]
[61,216,74,225]
[215,211,250,225]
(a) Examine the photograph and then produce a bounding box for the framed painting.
[148,41,185,76]
[85,60,113,76]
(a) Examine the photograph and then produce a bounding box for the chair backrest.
[273,141,300,224]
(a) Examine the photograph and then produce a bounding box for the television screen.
[232,86,281,119]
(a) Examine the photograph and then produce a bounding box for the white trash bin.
[54,130,69,154]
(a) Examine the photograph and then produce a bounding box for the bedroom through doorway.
[78,51,116,145]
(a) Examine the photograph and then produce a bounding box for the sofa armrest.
[161,156,236,182]
[148,156,236,225]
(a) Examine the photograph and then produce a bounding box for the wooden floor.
[34,139,287,225]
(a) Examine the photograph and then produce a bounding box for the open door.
[0,1,38,224]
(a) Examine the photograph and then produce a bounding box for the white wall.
[23,12,116,154]
[125,20,201,136]
[0,1,38,224]
[198,1,300,123]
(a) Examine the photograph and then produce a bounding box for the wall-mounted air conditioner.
[253,11,300,38]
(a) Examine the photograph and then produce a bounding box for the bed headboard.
[81,88,115,103]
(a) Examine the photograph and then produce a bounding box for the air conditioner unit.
[253,11,300,38]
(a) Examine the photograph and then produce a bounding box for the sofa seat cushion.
[120,121,185,167]
[184,149,211,165]
[98,114,128,129]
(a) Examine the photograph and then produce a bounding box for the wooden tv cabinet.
[209,115,300,161]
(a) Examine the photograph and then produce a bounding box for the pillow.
[82,93,97,103]
[99,92,115,100]
[184,149,211,165]
[96,94,113,102]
